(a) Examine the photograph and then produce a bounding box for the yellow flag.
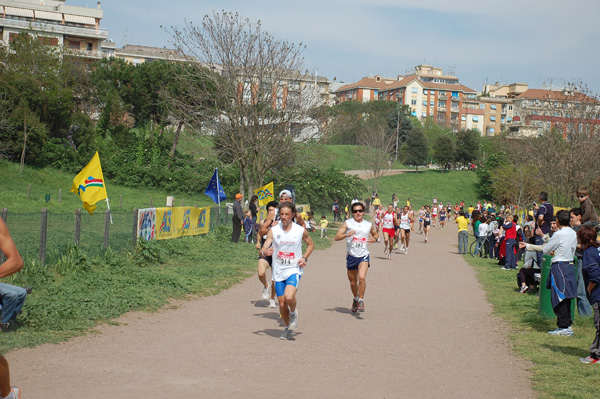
[71,151,108,214]
[254,181,274,207]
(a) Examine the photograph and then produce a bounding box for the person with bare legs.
[256,200,279,307]
[399,206,413,254]
[261,202,314,340]
[423,205,432,243]
[381,204,398,260]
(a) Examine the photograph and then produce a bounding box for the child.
[577,186,598,227]
[577,225,600,363]
[243,210,254,243]
[319,215,329,238]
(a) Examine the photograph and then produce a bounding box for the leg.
[0,284,27,325]
[590,302,600,359]
[257,259,269,289]
[405,231,410,248]
[357,262,369,299]
[577,261,593,316]
[400,229,406,248]
[0,354,10,398]
[554,299,573,329]
[347,269,359,298]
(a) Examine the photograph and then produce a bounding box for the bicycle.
[470,236,490,258]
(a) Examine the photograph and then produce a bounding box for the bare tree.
[356,114,395,193]
[167,11,321,195]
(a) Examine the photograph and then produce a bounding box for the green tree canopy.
[404,127,429,172]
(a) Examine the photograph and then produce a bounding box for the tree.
[455,129,480,165]
[490,163,542,207]
[168,11,321,196]
[433,135,455,171]
[356,113,395,193]
[404,127,429,172]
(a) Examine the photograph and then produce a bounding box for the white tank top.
[399,213,410,229]
[345,218,372,258]
[382,211,395,229]
[271,222,304,282]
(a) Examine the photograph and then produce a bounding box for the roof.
[334,76,398,93]
[515,89,597,102]
[379,75,476,93]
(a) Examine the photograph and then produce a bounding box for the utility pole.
[395,106,400,160]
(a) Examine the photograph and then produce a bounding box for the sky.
[71,0,600,94]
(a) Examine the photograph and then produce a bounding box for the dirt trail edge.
[8,224,533,399]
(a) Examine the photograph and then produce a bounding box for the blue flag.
[204,168,227,204]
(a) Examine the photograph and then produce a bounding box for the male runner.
[261,202,314,340]
[423,206,432,243]
[374,204,384,240]
[399,206,413,254]
[255,200,279,307]
[335,201,378,313]
[408,205,415,232]
[439,206,447,230]
[431,202,438,227]
[393,206,402,249]
[381,204,398,260]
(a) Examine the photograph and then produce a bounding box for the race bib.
[352,236,367,249]
[277,251,295,265]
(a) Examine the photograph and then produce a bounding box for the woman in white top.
[335,201,378,313]
[261,202,314,340]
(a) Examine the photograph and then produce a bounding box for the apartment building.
[378,65,477,130]
[334,75,400,104]
[0,0,108,58]
[509,88,600,138]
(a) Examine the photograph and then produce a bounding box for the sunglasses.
[577,195,587,198]
[352,209,364,213]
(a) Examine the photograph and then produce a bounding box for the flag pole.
[105,197,113,224]
[216,168,221,225]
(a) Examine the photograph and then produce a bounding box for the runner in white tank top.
[261,202,314,340]
[335,201,378,313]
[399,206,413,254]
[380,204,398,259]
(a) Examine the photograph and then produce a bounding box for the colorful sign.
[137,208,157,241]
[155,206,211,240]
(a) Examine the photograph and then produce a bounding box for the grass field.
[463,237,597,399]
[365,169,481,208]
[323,145,407,171]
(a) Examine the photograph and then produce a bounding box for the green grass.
[463,238,597,399]
[323,145,406,171]
[0,160,214,213]
[366,169,480,208]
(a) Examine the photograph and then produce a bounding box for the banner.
[71,151,108,214]
[254,181,274,207]
[155,206,211,240]
[137,208,157,241]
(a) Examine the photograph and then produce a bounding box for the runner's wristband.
[302,256,308,262]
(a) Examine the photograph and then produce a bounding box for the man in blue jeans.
[0,219,27,332]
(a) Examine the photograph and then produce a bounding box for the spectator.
[500,215,518,270]
[534,191,554,269]
[320,215,329,238]
[231,193,244,243]
[517,236,540,293]
[475,215,488,256]
[243,210,254,243]
[577,186,598,227]
[248,195,260,243]
[570,207,593,316]
[576,225,600,363]
[332,199,341,222]
[456,210,469,254]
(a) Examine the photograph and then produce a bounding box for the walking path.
[7,224,533,398]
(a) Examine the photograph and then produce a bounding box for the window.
[423,100,427,106]
[412,87,418,93]
[490,128,495,133]
[440,91,446,95]
[438,101,445,107]
[423,89,428,94]
[472,116,479,122]
[508,116,512,122]
[430,101,434,106]
[490,104,497,110]
[411,99,417,105]
[422,112,427,117]
[509,105,513,110]
[87,42,93,52]
[501,116,505,123]
[430,90,435,94]
[69,40,80,50]
[461,116,466,121]
[479,104,485,110]
[490,116,496,122]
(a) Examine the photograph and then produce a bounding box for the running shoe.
[289,310,299,330]
[501,266,511,270]
[351,298,359,313]
[358,299,365,311]
[424,238,428,243]
[519,286,529,293]
[384,247,388,255]
[394,243,398,249]
[404,248,408,255]
[534,273,541,279]
[548,326,574,336]
[261,284,270,300]
[269,299,277,308]
[280,328,291,340]
[580,356,600,364]
[388,254,392,260]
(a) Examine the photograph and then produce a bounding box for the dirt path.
[7,224,533,399]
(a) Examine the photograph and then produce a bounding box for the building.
[483,82,528,98]
[113,44,187,64]
[476,97,515,136]
[333,75,400,104]
[0,0,108,59]
[377,65,477,130]
[510,88,600,138]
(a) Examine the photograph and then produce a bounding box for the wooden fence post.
[150,196,153,207]
[104,209,110,249]
[181,198,184,206]
[132,208,139,247]
[40,208,47,267]
[58,188,62,203]
[74,209,81,245]
[0,208,7,264]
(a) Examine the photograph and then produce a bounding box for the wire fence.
[1,206,232,266]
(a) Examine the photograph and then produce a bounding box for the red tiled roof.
[378,75,476,93]
[516,89,596,102]
[334,76,398,93]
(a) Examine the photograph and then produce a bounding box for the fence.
[0,206,232,266]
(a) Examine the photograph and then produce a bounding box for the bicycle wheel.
[482,239,490,258]
[469,240,478,257]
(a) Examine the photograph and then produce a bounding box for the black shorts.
[402,228,410,233]
[258,255,273,266]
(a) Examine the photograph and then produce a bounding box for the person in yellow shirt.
[467,205,474,220]
[319,215,329,238]
[372,195,381,208]
[456,210,469,254]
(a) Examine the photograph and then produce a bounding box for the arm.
[542,232,560,255]
[295,214,306,227]
[0,219,24,279]
[581,201,591,223]
[260,229,275,257]
[369,224,379,243]
[298,229,314,268]
[334,222,350,241]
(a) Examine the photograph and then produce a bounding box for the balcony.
[438,106,446,112]
[450,107,460,113]
[438,94,447,100]
[0,17,108,40]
